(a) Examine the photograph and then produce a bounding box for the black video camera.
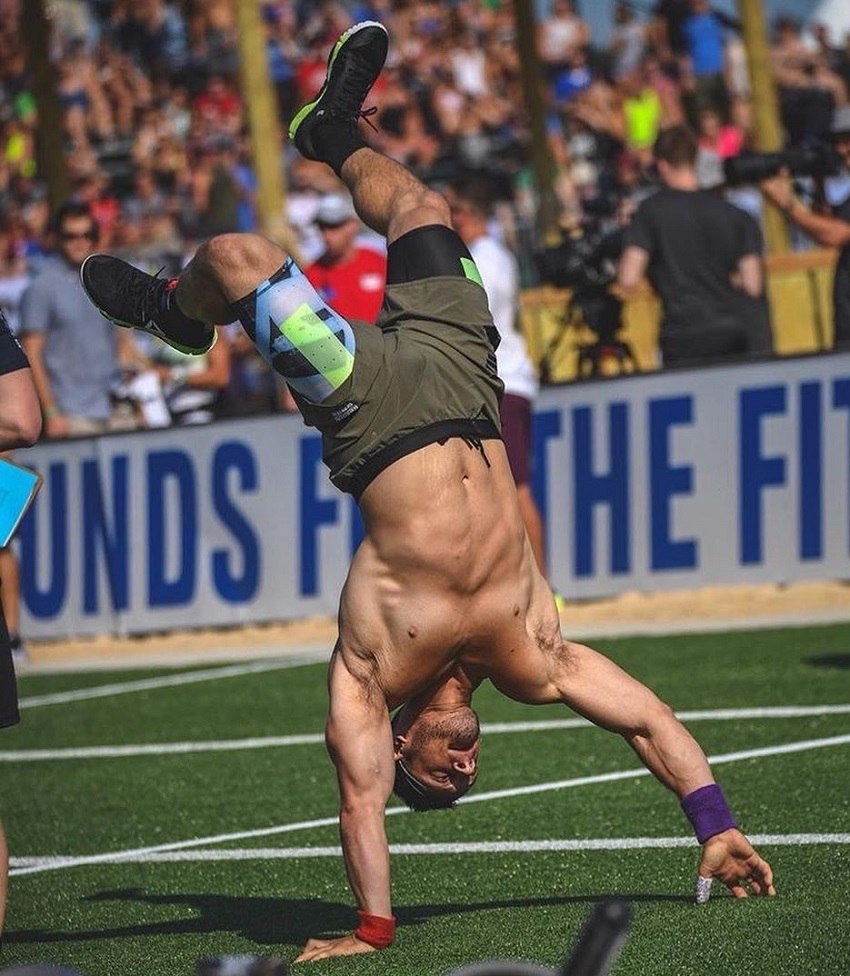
[723,141,840,186]
[537,206,625,349]
[537,201,624,295]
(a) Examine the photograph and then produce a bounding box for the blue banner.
[18,353,850,638]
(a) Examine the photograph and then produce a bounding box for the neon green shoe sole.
[288,21,389,160]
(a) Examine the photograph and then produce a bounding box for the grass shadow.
[805,653,850,669]
[5,887,689,949]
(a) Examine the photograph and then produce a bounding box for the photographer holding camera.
[617,124,773,368]
[759,105,850,349]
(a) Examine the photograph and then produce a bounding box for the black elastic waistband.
[386,224,474,285]
[338,418,502,500]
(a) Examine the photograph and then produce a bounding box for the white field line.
[0,733,325,761]
[12,833,850,869]
[9,731,850,878]
[17,658,311,709]
[3,704,850,763]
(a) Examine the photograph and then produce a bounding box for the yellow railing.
[520,249,837,383]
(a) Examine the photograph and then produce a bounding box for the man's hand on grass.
[696,828,777,903]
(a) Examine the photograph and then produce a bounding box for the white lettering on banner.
[18,355,850,638]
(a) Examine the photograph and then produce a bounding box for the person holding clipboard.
[0,306,42,936]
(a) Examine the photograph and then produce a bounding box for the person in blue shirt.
[682,0,729,119]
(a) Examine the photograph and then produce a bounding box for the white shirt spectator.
[450,45,488,97]
[468,235,538,401]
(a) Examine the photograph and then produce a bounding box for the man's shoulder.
[634,186,673,212]
[24,259,71,290]
[696,192,761,233]
[628,188,672,231]
[645,188,740,218]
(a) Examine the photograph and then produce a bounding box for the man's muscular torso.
[336,437,565,708]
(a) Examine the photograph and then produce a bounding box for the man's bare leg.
[82,22,447,358]
[80,229,294,351]
[168,235,290,323]
[288,21,449,246]
[338,148,450,244]
[173,141,450,321]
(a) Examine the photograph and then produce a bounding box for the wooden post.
[512,0,558,240]
[737,0,789,254]
[235,0,299,255]
[20,0,69,211]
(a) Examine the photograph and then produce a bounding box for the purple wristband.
[681,784,737,844]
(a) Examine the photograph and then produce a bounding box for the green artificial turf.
[1,622,848,975]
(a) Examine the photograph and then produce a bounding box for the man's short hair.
[393,757,458,812]
[449,175,497,219]
[390,708,458,812]
[653,125,699,168]
[53,200,97,236]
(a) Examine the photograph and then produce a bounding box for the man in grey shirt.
[20,202,127,438]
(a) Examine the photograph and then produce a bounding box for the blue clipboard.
[0,456,42,547]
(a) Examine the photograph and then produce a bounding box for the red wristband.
[355,910,396,948]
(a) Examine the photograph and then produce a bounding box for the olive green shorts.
[299,270,505,497]
[231,225,505,498]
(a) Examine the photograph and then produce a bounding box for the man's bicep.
[554,640,664,734]
[621,203,655,254]
[737,254,763,298]
[326,651,395,802]
[19,283,51,335]
[617,245,650,291]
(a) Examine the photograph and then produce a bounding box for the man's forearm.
[339,805,393,918]
[785,199,850,250]
[625,706,715,799]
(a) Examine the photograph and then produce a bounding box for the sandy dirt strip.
[19,580,850,671]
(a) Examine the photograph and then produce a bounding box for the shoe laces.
[138,265,167,325]
[330,53,382,125]
[359,105,378,133]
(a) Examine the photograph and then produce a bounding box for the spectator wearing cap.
[761,104,850,349]
[304,194,386,324]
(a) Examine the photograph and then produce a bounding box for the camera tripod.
[539,288,638,382]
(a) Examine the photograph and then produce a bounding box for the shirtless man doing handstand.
[80,21,775,963]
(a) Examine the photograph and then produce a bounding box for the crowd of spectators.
[0,0,850,430]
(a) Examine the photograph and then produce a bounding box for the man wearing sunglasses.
[761,105,850,350]
[19,202,127,438]
[305,193,386,324]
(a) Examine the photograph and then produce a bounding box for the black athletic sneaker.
[80,254,215,356]
[288,20,389,160]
